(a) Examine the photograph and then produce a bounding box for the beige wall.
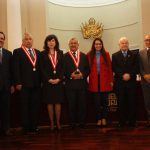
[0,0,47,51]
[141,0,150,47]
[7,0,22,51]
[0,0,7,47]
[47,0,142,54]
[0,0,150,52]
[20,0,47,50]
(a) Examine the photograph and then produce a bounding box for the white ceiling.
[48,0,126,7]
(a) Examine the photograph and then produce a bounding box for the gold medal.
[53,70,56,74]
[76,68,79,72]
[75,68,79,74]
[33,68,36,71]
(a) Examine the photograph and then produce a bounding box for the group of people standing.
[0,31,150,136]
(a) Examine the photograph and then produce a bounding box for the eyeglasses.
[144,39,150,42]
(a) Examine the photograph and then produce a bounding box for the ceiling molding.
[48,0,126,7]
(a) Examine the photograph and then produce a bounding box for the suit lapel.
[118,51,125,61]
[1,48,5,63]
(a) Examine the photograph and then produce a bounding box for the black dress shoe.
[56,126,61,131]
[118,123,125,128]
[146,122,150,127]
[101,124,107,128]
[70,124,76,129]
[78,124,85,129]
[128,122,136,128]
[5,129,13,136]
[29,128,39,133]
[96,124,102,128]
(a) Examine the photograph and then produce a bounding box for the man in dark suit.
[0,31,14,136]
[112,37,139,127]
[64,38,90,128]
[13,33,41,133]
[139,34,150,127]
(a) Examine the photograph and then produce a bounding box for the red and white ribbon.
[69,49,80,69]
[21,45,37,68]
[48,50,58,71]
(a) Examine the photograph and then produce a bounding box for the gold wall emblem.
[81,18,104,39]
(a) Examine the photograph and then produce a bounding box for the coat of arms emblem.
[81,18,104,39]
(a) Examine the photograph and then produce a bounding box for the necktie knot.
[73,52,77,59]
[123,51,127,57]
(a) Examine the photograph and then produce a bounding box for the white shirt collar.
[121,50,127,53]
[28,48,32,51]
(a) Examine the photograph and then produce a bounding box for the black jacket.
[63,51,90,90]
[0,48,13,90]
[13,47,41,88]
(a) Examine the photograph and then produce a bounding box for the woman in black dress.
[40,34,64,130]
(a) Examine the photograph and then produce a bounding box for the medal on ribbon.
[21,45,37,71]
[49,50,57,74]
[69,49,80,73]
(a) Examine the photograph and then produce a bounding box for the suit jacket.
[139,48,150,85]
[87,51,113,92]
[0,48,13,90]
[64,51,90,90]
[40,50,64,85]
[13,47,41,88]
[112,50,139,85]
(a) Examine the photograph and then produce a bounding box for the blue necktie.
[123,51,127,57]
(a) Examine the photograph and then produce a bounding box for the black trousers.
[0,88,11,132]
[66,88,87,125]
[93,92,109,120]
[141,84,150,121]
[115,81,137,125]
[93,74,109,120]
[20,87,41,131]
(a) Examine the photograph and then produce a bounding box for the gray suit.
[139,48,150,121]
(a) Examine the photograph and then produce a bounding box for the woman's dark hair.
[43,34,59,51]
[0,31,5,40]
[89,38,108,66]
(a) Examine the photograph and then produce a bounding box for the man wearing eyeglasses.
[139,34,150,127]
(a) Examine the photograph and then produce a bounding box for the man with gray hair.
[139,34,150,127]
[112,37,139,127]
[13,33,41,133]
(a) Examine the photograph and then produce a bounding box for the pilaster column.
[7,0,22,51]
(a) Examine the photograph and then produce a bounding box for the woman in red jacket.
[87,38,113,127]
